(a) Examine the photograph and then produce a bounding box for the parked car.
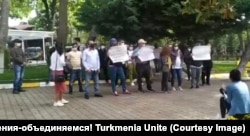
[25,47,43,61]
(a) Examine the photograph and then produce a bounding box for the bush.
[4,48,10,69]
[227,114,250,120]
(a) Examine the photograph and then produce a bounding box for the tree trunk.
[0,0,10,48]
[57,0,68,45]
[87,25,97,42]
[0,0,11,73]
[42,0,57,31]
[238,32,244,50]
[237,30,250,73]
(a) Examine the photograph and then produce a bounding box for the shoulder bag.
[54,53,65,82]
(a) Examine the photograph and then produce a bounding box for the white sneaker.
[131,82,135,86]
[61,99,69,104]
[132,79,137,83]
[172,87,176,91]
[53,101,64,107]
[179,87,183,91]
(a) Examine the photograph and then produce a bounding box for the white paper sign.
[108,45,129,63]
[137,46,155,62]
[192,45,211,60]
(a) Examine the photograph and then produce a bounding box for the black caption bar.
[0,120,248,134]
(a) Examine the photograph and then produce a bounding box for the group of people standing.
[49,38,158,107]
[159,42,213,93]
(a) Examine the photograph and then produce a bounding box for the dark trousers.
[171,69,182,87]
[220,97,231,118]
[161,71,169,91]
[64,70,69,80]
[136,63,152,90]
[154,59,161,73]
[186,63,191,80]
[202,67,212,84]
[101,65,109,82]
[69,69,83,93]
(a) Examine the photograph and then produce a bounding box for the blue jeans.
[109,66,127,92]
[13,64,25,91]
[171,68,182,87]
[69,69,83,92]
[84,70,99,96]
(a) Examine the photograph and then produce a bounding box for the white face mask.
[188,48,191,51]
[72,47,77,51]
[129,47,133,50]
[101,46,105,49]
[16,43,21,47]
[174,47,178,50]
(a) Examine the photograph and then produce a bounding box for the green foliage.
[76,0,187,43]
[10,0,34,18]
[181,0,236,23]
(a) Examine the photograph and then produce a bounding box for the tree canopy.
[75,0,250,44]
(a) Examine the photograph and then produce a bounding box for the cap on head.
[138,39,147,44]
[110,38,117,46]
[16,43,21,46]
[89,40,95,45]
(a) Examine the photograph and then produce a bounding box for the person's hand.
[21,62,26,67]
[219,88,225,95]
[221,84,226,90]
[86,69,91,73]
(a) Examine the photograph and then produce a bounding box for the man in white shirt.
[82,41,103,99]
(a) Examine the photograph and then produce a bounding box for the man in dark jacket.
[190,57,203,89]
[184,46,192,80]
[98,45,109,84]
[202,59,213,85]
[10,40,26,94]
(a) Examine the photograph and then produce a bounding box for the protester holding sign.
[190,48,203,89]
[170,44,184,91]
[132,39,155,92]
[191,42,213,86]
[107,38,130,96]
[115,40,128,88]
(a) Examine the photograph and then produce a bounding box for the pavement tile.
[0,78,238,120]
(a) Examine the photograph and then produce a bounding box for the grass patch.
[212,63,237,73]
[0,65,49,83]
[0,62,239,84]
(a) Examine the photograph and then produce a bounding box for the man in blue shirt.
[220,69,250,118]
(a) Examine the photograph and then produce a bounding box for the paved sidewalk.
[0,78,236,120]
